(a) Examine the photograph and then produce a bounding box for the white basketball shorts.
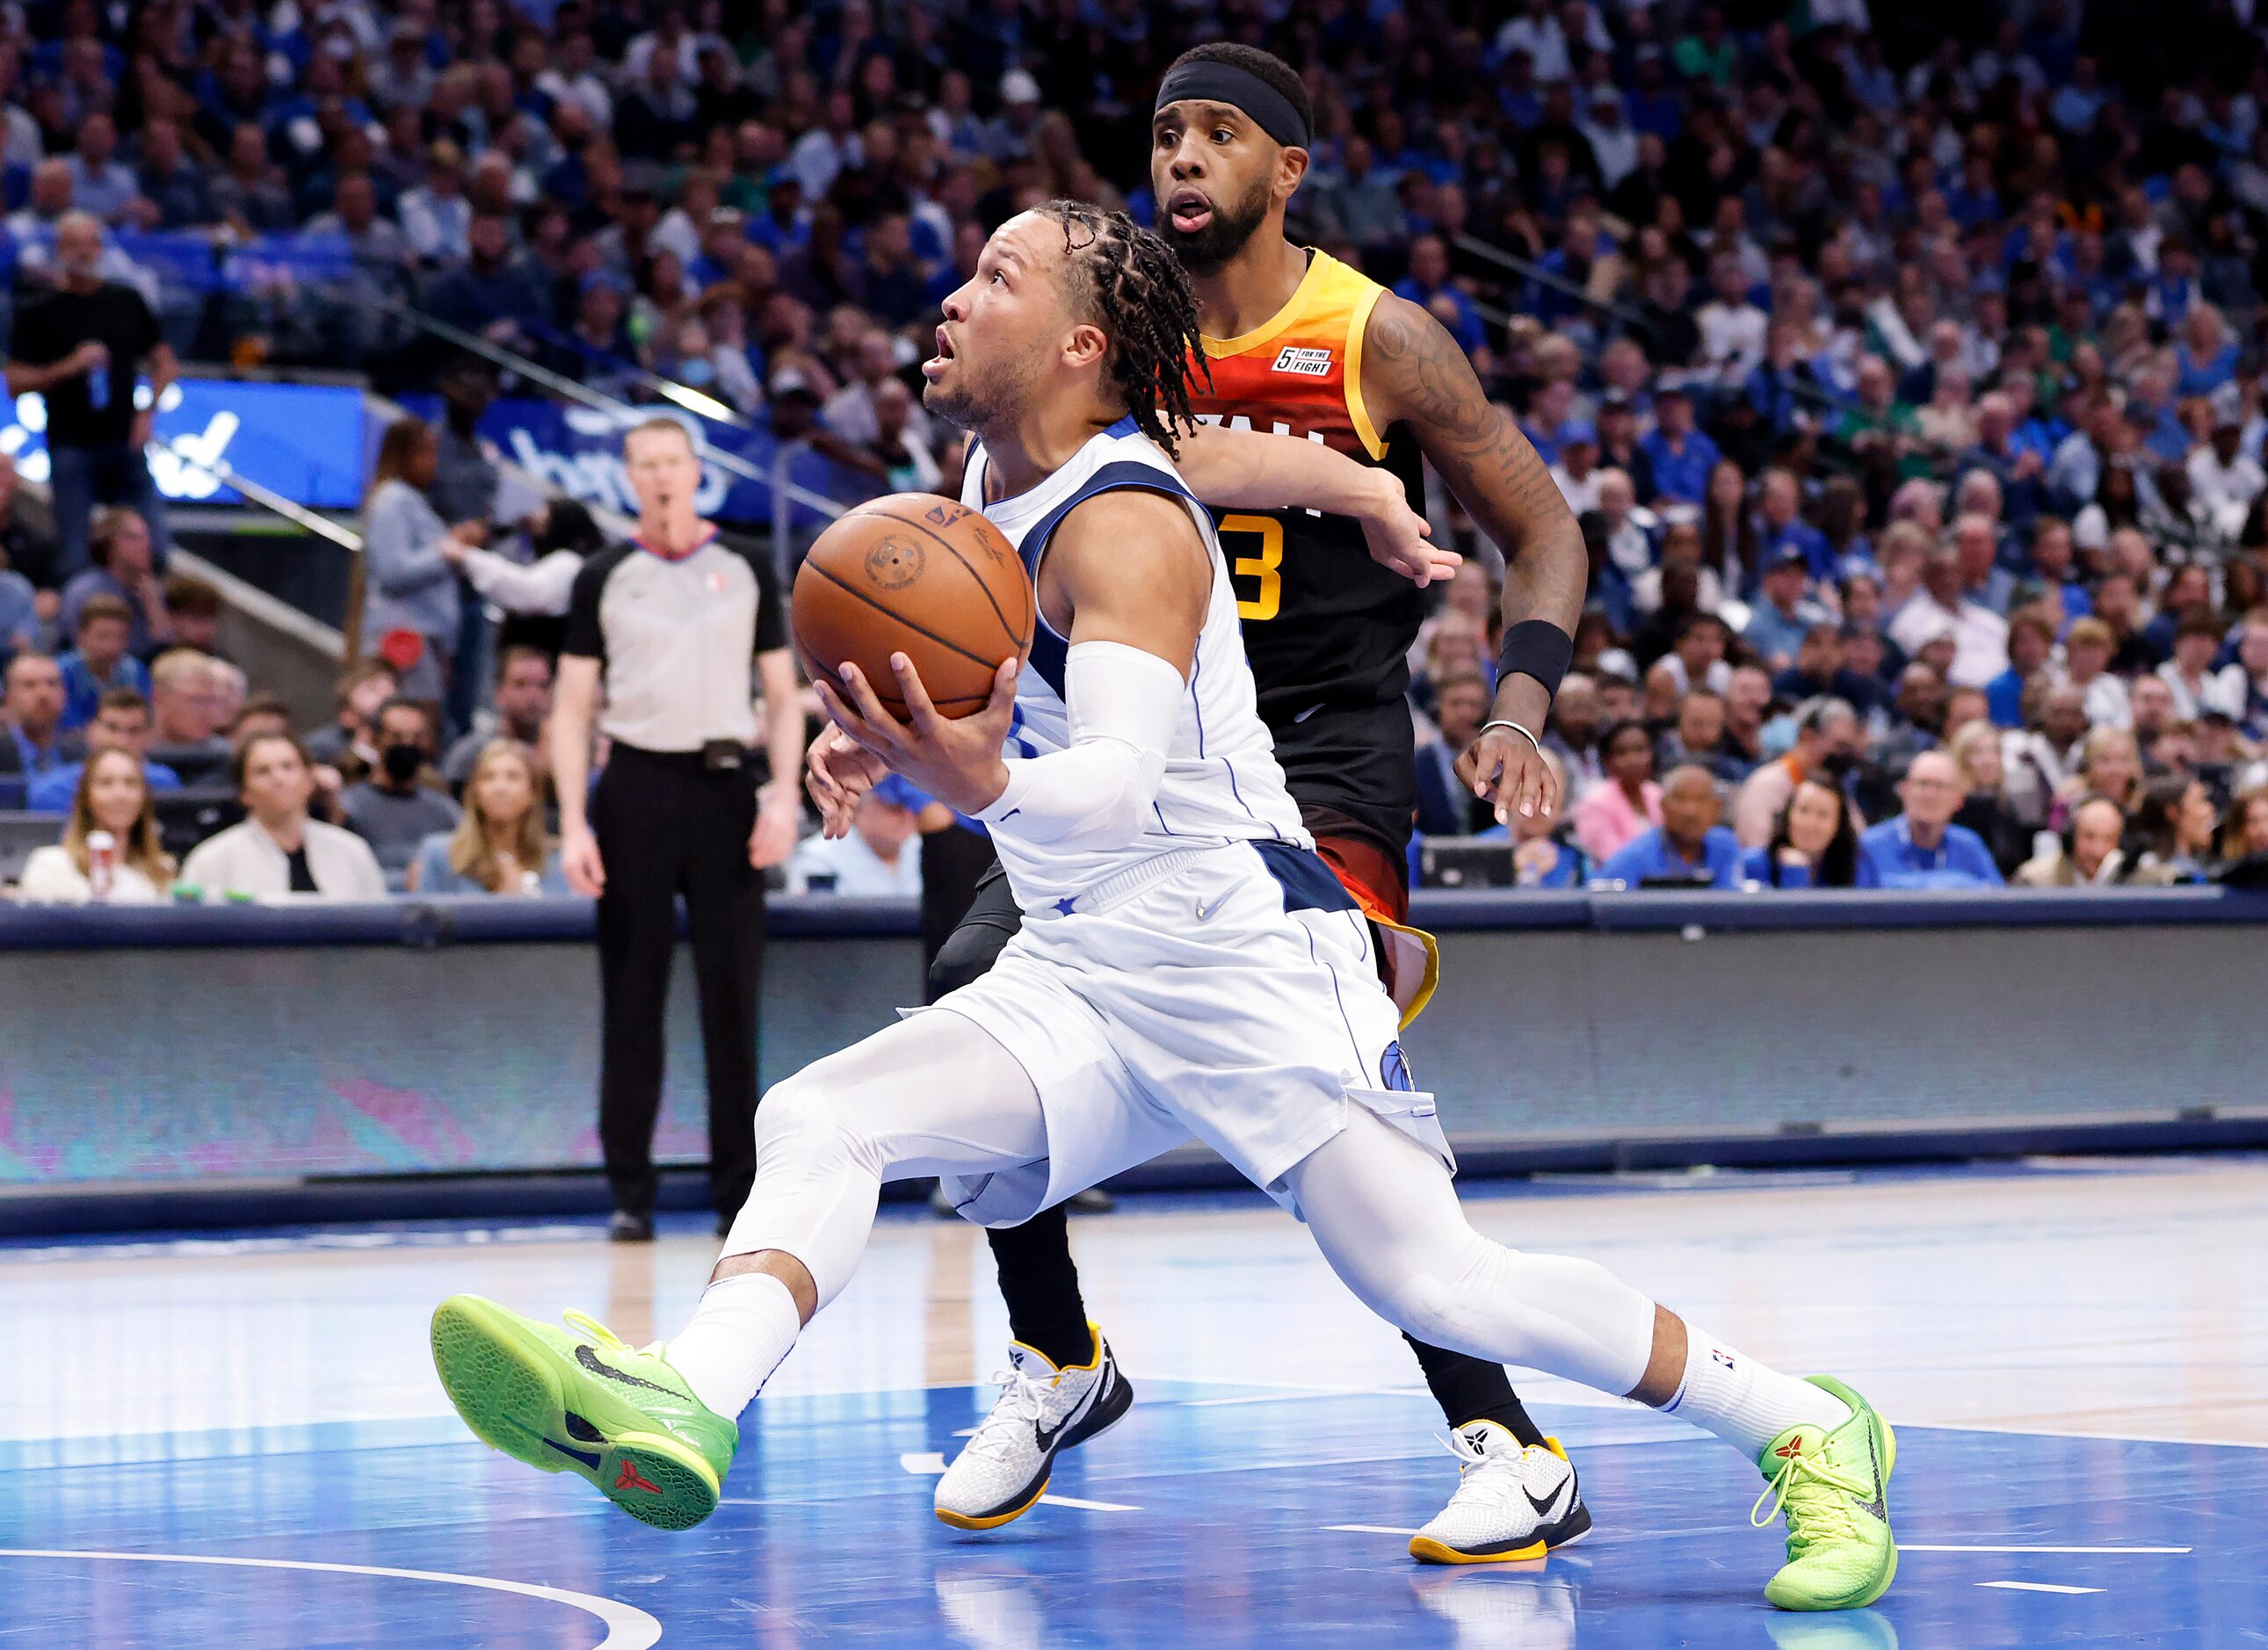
[927,838,1453,1226]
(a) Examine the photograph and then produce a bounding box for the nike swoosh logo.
[543,1437,602,1470]
[1032,1350,1110,1451]
[576,1342,677,1398]
[1859,1422,1888,1522]
[1524,1480,1569,1518]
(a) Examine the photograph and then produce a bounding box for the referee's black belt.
[611,740,756,772]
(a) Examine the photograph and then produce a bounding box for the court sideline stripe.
[1905,1544,2191,1554]
[1978,1581,2104,1595]
[0,1549,662,1648]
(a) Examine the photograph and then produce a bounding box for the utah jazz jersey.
[1188,250,1429,858]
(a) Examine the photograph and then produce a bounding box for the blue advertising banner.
[412,396,869,530]
[1,377,369,509]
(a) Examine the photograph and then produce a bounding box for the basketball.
[791,494,1034,721]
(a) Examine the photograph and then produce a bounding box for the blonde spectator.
[2058,617,2131,730]
[407,740,568,895]
[147,648,232,785]
[178,732,387,901]
[2060,724,2142,814]
[14,747,171,903]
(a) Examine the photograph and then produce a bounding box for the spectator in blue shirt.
[1392,235,1486,357]
[1636,386,1721,504]
[56,594,150,730]
[25,686,182,811]
[1858,749,2005,887]
[1742,549,1831,669]
[1598,764,1743,888]
[1754,467,1833,580]
[1742,776,1878,889]
[0,651,79,781]
[1476,749,1588,887]
[1984,608,2055,729]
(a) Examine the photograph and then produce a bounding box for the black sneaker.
[607,1210,655,1243]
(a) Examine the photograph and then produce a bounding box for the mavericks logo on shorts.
[1380,1040,1416,1093]
[1272,345,1334,377]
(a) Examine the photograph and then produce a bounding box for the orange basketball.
[791,494,1034,721]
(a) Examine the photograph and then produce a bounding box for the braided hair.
[1035,199,1211,459]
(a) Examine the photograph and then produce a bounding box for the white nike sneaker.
[1408,1422,1591,1564]
[934,1328,1133,1531]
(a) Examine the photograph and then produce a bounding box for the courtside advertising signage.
[0,377,367,510]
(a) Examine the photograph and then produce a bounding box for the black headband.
[1154,62,1309,150]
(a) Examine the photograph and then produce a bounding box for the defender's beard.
[1162,174,1273,277]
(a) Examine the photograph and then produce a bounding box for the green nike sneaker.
[430,1294,738,1531]
[1752,1376,1897,1611]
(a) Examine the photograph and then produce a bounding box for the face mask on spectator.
[381,743,424,784]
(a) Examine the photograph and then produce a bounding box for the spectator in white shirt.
[1550,430,1605,517]
[398,141,473,265]
[178,733,388,902]
[1888,546,2010,687]
[788,90,863,200]
[786,787,924,896]
[2186,416,2265,528]
[2058,616,2132,729]
[2158,610,2248,721]
[1695,254,1767,387]
[14,748,171,903]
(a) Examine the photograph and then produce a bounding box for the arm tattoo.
[1364,298,1587,642]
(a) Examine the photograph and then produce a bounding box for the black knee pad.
[929,917,1015,999]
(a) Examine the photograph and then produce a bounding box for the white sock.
[665,1272,803,1421]
[1663,1325,1852,1462]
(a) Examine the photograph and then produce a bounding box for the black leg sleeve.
[987,1206,1096,1370]
[1402,1336,1547,1447]
[593,757,681,1219]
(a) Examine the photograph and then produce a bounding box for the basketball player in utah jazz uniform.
[922,46,1603,1562]
[429,200,1898,1615]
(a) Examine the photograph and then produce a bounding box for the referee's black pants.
[592,745,763,1221]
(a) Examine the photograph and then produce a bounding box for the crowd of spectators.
[6,1,2268,901]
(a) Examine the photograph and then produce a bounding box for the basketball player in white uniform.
[430,202,1898,1612]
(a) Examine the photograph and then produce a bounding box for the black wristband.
[1496,620,1574,703]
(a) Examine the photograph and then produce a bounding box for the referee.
[553,418,803,1242]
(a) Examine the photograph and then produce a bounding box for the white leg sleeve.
[1283,1106,1658,1398]
[718,1012,1048,1312]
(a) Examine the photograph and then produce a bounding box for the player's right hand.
[806,725,886,840]
[1359,474,1461,588]
[562,823,606,897]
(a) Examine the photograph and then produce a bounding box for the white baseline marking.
[0,1549,661,1648]
[1978,1581,2103,1596]
[900,1451,947,1474]
[1037,1495,1139,1512]
[1325,1523,1420,1537]
[1907,1545,2189,1554]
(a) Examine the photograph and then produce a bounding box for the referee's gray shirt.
[562,530,786,752]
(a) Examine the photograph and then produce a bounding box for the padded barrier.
[4,888,2266,1232]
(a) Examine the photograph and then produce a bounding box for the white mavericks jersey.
[964,416,1310,908]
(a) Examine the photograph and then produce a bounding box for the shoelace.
[1434,1430,1540,1510]
[1750,1444,1869,1553]
[562,1309,668,1364]
[961,1364,1055,1464]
